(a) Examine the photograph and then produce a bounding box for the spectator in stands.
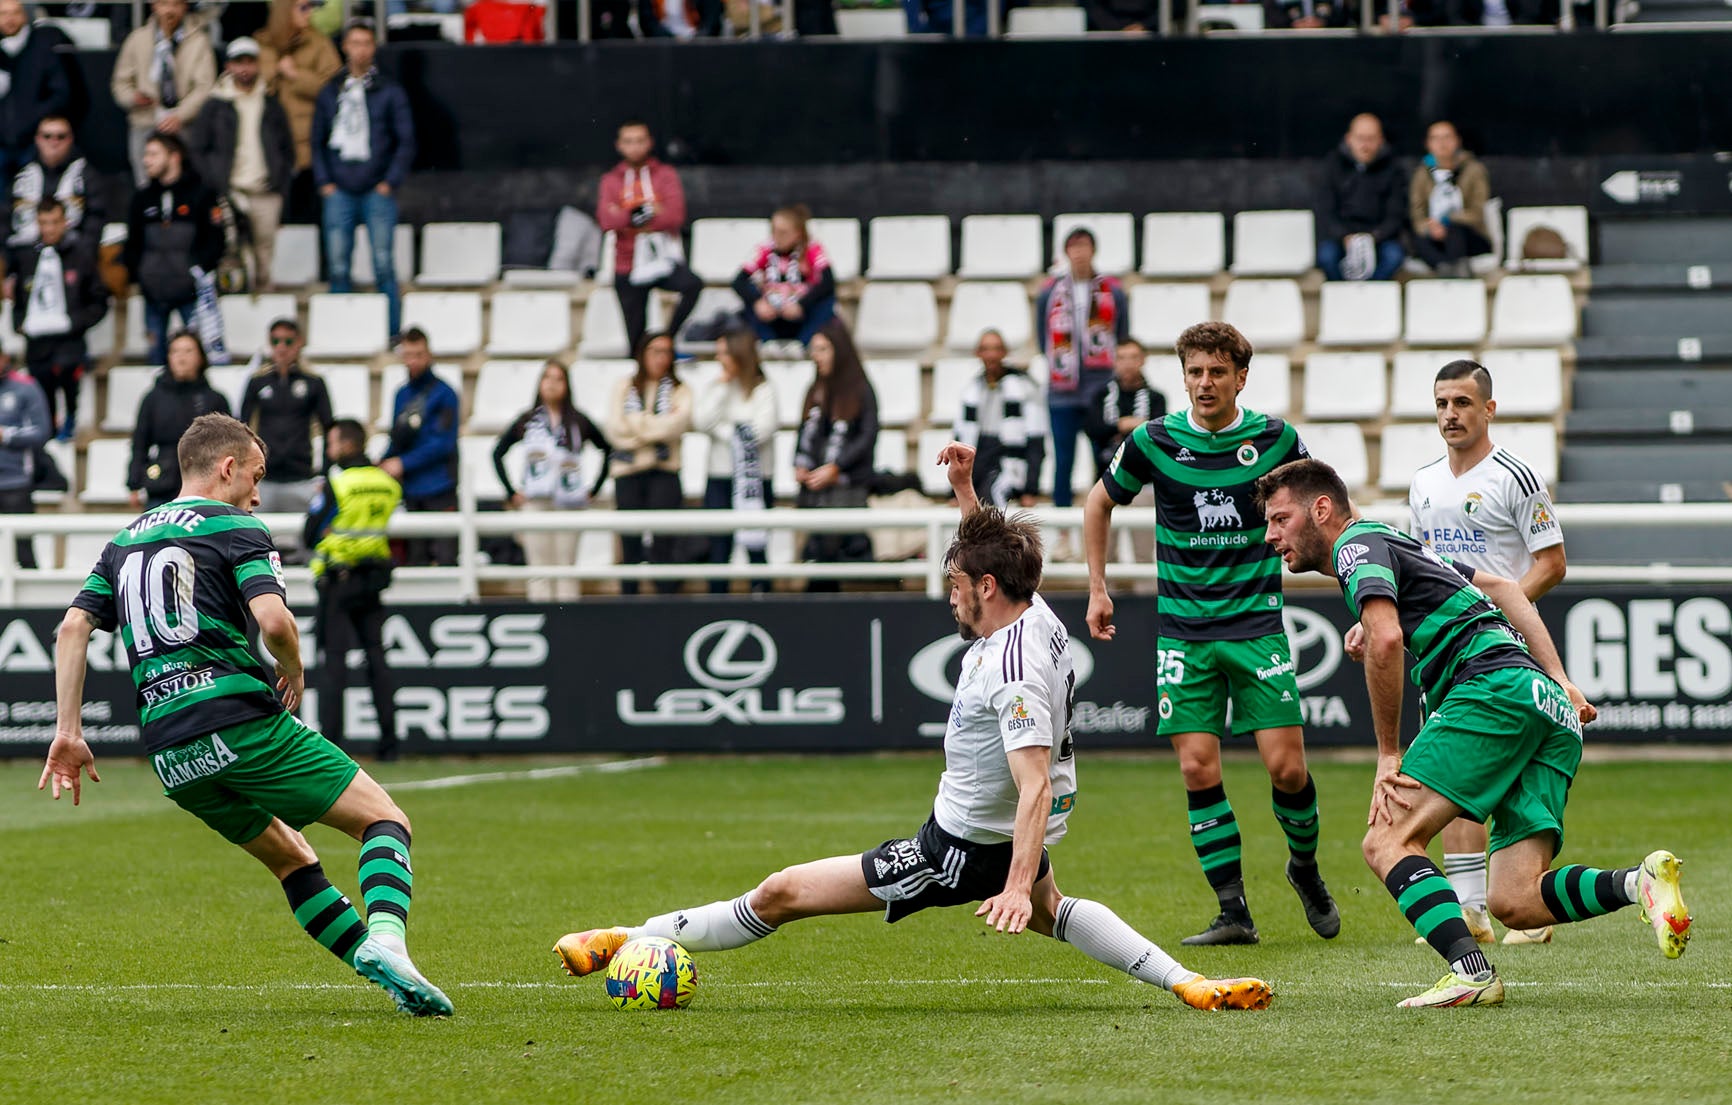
[1084,338,1166,476]
[696,328,777,594]
[494,359,612,603]
[256,0,343,222]
[1037,226,1127,511]
[0,0,70,207]
[188,37,296,291]
[953,329,1046,510]
[240,318,333,535]
[607,331,692,596]
[128,330,232,510]
[0,348,50,568]
[1082,0,1162,32]
[598,121,702,356]
[1264,0,1352,27]
[381,326,459,567]
[906,0,995,35]
[313,18,414,341]
[10,115,100,248]
[6,199,109,441]
[112,0,218,188]
[123,132,225,366]
[1316,113,1407,282]
[1408,119,1492,278]
[794,318,878,586]
[732,204,836,352]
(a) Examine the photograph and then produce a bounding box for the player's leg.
[239,817,371,968]
[1439,817,1498,944]
[1252,723,1340,940]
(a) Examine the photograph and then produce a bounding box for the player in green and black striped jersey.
[1084,321,1338,947]
[38,413,452,1017]
[1257,457,1694,1008]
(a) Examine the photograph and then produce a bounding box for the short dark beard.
[1293,519,1332,575]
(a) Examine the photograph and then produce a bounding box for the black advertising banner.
[1,587,1729,758]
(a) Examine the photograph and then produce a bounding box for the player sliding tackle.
[555,442,1273,1012]
[1255,457,1692,1009]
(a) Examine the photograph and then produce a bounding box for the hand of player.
[1367,752,1419,826]
[1563,680,1597,725]
[276,665,305,712]
[38,734,100,805]
[976,888,1033,934]
[1345,622,1365,663]
[935,441,975,497]
[1086,590,1116,641]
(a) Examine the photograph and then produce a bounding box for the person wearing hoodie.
[597,120,701,356]
[6,198,110,440]
[1408,120,1493,278]
[9,114,101,248]
[123,131,225,365]
[1315,113,1407,282]
[111,0,218,188]
[0,0,70,207]
[380,327,459,567]
[187,37,296,290]
[0,348,51,568]
[128,330,232,510]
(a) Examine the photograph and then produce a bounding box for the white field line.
[388,757,668,792]
[4,978,1727,994]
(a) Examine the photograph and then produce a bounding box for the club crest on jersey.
[1193,489,1242,530]
[1463,492,1484,515]
[1235,441,1259,466]
[1336,542,1372,578]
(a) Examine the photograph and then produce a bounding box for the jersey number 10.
[116,548,200,657]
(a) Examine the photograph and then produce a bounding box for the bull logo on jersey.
[1335,542,1371,578]
[1463,492,1484,515]
[1193,490,1242,530]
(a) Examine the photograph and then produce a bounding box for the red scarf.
[1045,272,1119,393]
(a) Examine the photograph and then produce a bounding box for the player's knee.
[750,868,801,924]
[1175,755,1220,790]
[1360,826,1406,874]
[1268,758,1309,794]
[1487,888,1544,929]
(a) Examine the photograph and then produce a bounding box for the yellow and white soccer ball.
[605,936,697,1011]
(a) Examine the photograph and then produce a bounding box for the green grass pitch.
[1,752,1725,1104]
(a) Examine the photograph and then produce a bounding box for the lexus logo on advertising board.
[618,619,846,726]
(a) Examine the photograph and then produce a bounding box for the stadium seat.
[85,309,117,362]
[218,294,299,359]
[929,358,979,426]
[1378,424,1447,491]
[79,438,133,503]
[1005,5,1087,34]
[577,529,614,569]
[835,7,909,36]
[460,435,508,501]
[945,282,1033,351]
[44,16,111,48]
[121,294,150,360]
[855,282,939,354]
[375,362,466,430]
[501,269,580,289]
[876,428,909,473]
[1053,213,1135,276]
[206,365,252,412]
[1302,353,1387,420]
[417,223,502,286]
[37,438,74,507]
[75,373,96,433]
[468,360,548,432]
[1221,279,1304,348]
[864,360,922,426]
[1489,275,1577,345]
[1390,350,1474,417]
[1404,279,1488,346]
[1196,3,1265,28]
[1316,281,1402,346]
[680,360,723,404]
[319,363,373,424]
[101,365,157,432]
[680,432,711,499]
[305,293,390,357]
[1291,423,1369,489]
[64,532,113,574]
[402,292,483,355]
[486,290,573,357]
[679,287,745,350]
[1496,422,1558,484]
[1141,213,1226,278]
[771,428,800,498]
[349,223,416,289]
[917,428,954,495]
[1231,210,1315,277]
[865,216,952,280]
[809,218,861,282]
[1504,205,1589,271]
[958,215,1044,279]
[763,360,815,426]
[689,218,770,285]
[1037,429,1099,498]
[1240,352,1291,418]
[577,286,665,359]
[1129,283,1212,349]
[596,231,617,283]
[271,225,320,287]
[570,359,636,421]
[1478,349,1564,417]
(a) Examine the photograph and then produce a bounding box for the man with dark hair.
[10,114,100,248]
[597,120,702,355]
[241,317,334,530]
[1084,320,1339,948]
[381,327,458,566]
[1317,113,1407,281]
[1256,456,1691,1008]
[552,441,1272,1015]
[1037,226,1128,516]
[41,411,451,1017]
[123,131,225,364]
[0,0,71,207]
[307,416,401,761]
[7,197,109,440]
[953,329,1047,509]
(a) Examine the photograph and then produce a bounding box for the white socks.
[632,894,777,952]
[1444,853,1489,912]
[1053,897,1193,991]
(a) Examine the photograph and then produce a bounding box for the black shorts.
[860,813,1051,924]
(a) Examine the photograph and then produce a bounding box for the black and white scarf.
[731,422,767,552]
[794,404,850,477]
[521,408,590,508]
[330,69,377,164]
[152,23,184,109]
[618,375,676,464]
[21,244,69,337]
[955,370,1043,508]
[10,158,88,244]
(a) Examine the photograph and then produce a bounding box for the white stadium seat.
[1379,423,1446,491]
[917,428,954,496]
[318,363,374,424]
[401,292,483,355]
[929,358,979,427]
[762,360,816,426]
[122,294,150,360]
[271,225,320,288]
[835,7,909,36]
[305,293,389,357]
[460,436,508,501]
[80,438,133,503]
[375,362,466,431]
[1037,430,1099,498]
[206,365,251,412]
[680,431,711,499]
[1404,279,1488,346]
[85,309,117,362]
[1478,349,1564,417]
[1489,275,1576,346]
[101,365,157,432]
[1053,212,1134,277]
[37,438,74,506]
[1496,422,1559,484]
[1302,353,1387,420]
[945,282,1033,352]
[349,223,416,289]
[1221,279,1304,348]
[487,290,573,357]
[1195,3,1264,28]
[1005,5,1087,34]
[1291,423,1369,489]
[678,287,745,349]
[570,359,636,422]
[1390,350,1474,418]
[875,428,909,473]
[808,218,861,282]
[1129,283,1212,350]
[417,223,502,286]
[45,17,111,48]
[469,360,547,432]
[958,215,1044,279]
[577,286,665,359]
[854,282,939,354]
[866,216,952,280]
[1316,281,1402,346]
[1239,353,1291,418]
[689,218,770,285]
[1504,205,1589,272]
[1231,210,1315,277]
[218,294,298,359]
[865,360,922,426]
[1141,212,1226,278]
[596,231,617,282]
[64,533,113,574]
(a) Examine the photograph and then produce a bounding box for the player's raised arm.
[248,592,306,712]
[1471,569,1596,724]
[936,441,982,516]
[40,608,103,804]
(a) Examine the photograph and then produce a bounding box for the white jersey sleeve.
[989,620,1055,753]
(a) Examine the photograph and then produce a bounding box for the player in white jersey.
[550,443,1271,1013]
[1407,359,1567,945]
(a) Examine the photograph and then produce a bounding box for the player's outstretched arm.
[41,608,102,804]
[248,592,306,713]
[1357,597,1419,826]
[1474,569,1596,723]
[936,441,982,516]
[977,745,1051,935]
[1083,482,1117,641]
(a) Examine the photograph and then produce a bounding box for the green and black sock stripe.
[1272,775,1320,862]
[1386,855,1480,967]
[1539,865,1635,924]
[283,862,368,966]
[1187,784,1244,896]
[359,821,414,943]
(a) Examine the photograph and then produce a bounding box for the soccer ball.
[605,937,697,1011]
